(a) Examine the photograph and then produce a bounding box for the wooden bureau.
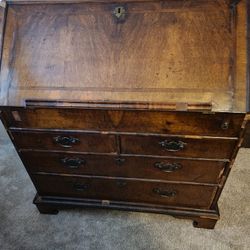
[0,0,249,229]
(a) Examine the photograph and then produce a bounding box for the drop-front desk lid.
[0,0,248,112]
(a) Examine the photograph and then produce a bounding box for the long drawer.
[21,151,226,184]
[32,174,217,209]
[11,131,117,153]
[121,135,237,159]
[5,108,244,137]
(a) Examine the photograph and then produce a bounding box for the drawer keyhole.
[73,183,89,192]
[113,6,126,22]
[116,180,127,188]
[115,157,126,166]
[221,121,230,130]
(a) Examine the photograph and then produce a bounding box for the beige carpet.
[0,121,249,250]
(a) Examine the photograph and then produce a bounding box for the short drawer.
[5,108,244,137]
[22,152,226,184]
[121,135,237,159]
[11,131,116,153]
[32,175,217,209]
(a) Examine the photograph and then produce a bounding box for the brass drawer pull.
[115,157,126,166]
[153,188,177,198]
[159,140,186,152]
[154,162,182,172]
[61,157,86,169]
[54,136,80,148]
[73,183,89,192]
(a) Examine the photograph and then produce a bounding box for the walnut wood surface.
[11,130,117,153]
[20,151,226,184]
[0,0,247,111]
[32,174,217,209]
[11,128,237,159]
[4,108,245,137]
[121,135,237,159]
[0,0,248,229]
[234,0,248,111]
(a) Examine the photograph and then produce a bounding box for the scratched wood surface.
[0,0,246,111]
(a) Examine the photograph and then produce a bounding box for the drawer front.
[32,175,217,209]
[121,135,237,159]
[6,108,244,137]
[11,131,116,153]
[22,152,225,184]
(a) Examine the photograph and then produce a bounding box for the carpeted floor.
[0,121,249,250]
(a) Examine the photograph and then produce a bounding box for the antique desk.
[0,0,249,229]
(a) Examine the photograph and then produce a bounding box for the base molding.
[33,194,220,229]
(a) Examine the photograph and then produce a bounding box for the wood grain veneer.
[0,0,249,229]
[0,0,247,112]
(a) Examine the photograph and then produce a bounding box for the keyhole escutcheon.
[113,5,127,22]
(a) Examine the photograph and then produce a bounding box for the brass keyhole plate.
[113,6,126,22]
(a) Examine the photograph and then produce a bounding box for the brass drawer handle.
[153,188,177,198]
[54,136,80,148]
[154,162,182,173]
[73,183,89,192]
[61,157,86,169]
[159,140,186,152]
[115,157,126,166]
